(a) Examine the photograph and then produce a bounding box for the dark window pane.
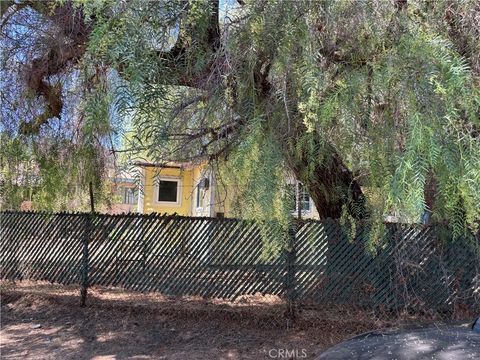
[158,180,178,202]
[196,186,204,208]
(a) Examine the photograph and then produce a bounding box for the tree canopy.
[1,0,479,237]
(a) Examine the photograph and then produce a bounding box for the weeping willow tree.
[1,0,479,237]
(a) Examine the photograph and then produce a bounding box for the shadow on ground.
[1,282,471,360]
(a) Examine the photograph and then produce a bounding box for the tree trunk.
[422,170,437,224]
[287,136,368,221]
[286,135,370,300]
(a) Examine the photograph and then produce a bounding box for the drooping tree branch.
[8,0,223,133]
[12,1,91,134]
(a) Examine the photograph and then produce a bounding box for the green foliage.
[0,135,32,209]
[217,120,291,256]
[0,133,108,211]
[3,0,479,243]
[80,0,480,239]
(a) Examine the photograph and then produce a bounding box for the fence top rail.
[0,210,241,222]
[0,210,467,229]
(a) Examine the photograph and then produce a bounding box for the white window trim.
[195,190,204,212]
[292,200,313,215]
[195,180,202,211]
[195,174,210,213]
[289,181,312,215]
[298,187,312,214]
[137,167,145,213]
[196,182,208,211]
[154,177,182,206]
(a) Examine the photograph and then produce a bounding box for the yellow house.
[134,161,320,219]
[135,161,216,217]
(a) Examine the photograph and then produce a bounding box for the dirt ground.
[0,281,415,359]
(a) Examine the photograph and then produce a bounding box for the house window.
[157,179,180,203]
[298,183,311,212]
[123,187,137,204]
[196,177,209,209]
[116,186,137,204]
[196,186,205,208]
[287,182,311,213]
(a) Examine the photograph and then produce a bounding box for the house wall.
[142,166,195,215]
[211,182,321,220]
[139,164,321,220]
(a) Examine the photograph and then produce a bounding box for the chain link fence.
[1,211,479,321]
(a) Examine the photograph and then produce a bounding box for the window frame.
[287,181,312,215]
[123,187,137,205]
[195,177,209,210]
[155,177,182,206]
[196,185,204,210]
[115,185,137,205]
[297,183,311,213]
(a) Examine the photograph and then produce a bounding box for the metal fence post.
[80,213,91,307]
[285,221,297,323]
[80,182,95,306]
